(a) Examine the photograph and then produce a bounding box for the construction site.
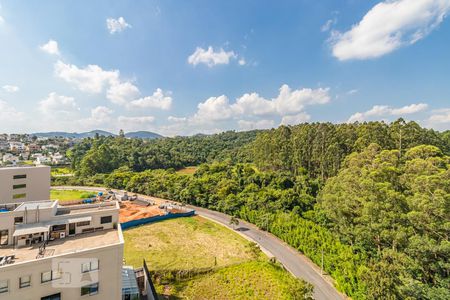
[57,190,194,225]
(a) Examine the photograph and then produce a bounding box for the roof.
[1,229,121,266]
[122,266,140,296]
[15,201,54,211]
[13,223,50,236]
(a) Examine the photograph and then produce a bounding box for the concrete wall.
[0,243,123,300]
[120,210,195,230]
[0,166,51,204]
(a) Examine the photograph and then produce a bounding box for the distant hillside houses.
[0,133,70,167]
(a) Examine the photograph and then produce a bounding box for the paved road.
[52,186,345,300]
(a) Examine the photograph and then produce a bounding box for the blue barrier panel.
[120,210,196,230]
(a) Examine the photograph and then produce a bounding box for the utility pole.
[321,248,324,276]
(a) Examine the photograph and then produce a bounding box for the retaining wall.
[120,210,195,230]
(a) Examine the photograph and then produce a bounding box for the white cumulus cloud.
[106,17,131,34]
[40,39,60,56]
[348,103,428,122]
[118,115,155,124]
[54,60,171,109]
[427,108,450,125]
[188,46,237,67]
[331,0,450,60]
[39,92,79,114]
[189,84,331,127]
[128,88,172,110]
[280,112,311,125]
[0,100,24,121]
[2,85,19,93]
[54,60,119,94]
[107,81,140,105]
[193,95,234,122]
[168,116,187,123]
[232,93,275,116]
[238,119,275,131]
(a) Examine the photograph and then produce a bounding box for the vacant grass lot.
[123,216,254,270]
[51,167,73,176]
[50,189,96,201]
[166,261,313,300]
[175,166,197,175]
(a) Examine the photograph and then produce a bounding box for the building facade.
[0,166,51,204]
[0,199,124,300]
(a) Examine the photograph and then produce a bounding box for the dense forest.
[58,119,450,299]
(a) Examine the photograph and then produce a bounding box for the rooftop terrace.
[0,229,121,267]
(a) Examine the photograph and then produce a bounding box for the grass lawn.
[163,261,313,300]
[176,166,197,175]
[124,216,313,299]
[50,189,97,201]
[51,167,73,176]
[123,216,255,270]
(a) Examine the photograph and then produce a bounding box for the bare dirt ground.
[119,200,184,223]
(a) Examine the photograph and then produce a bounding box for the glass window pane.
[90,283,99,295]
[41,271,52,283]
[20,275,31,288]
[0,280,8,293]
[91,260,99,270]
[53,270,62,280]
[81,262,90,273]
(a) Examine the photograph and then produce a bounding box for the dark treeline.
[60,119,450,299]
[68,130,258,177]
[252,119,449,180]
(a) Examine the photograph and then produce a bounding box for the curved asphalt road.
[52,186,345,300]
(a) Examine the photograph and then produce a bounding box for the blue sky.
[0,0,449,135]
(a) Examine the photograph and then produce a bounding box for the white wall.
[0,166,51,204]
[0,243,123,300]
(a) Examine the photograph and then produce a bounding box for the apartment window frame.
[81,282,99,296]
[19,275,31,288]
[100,216,112,224]
[81,260,99,273]
[0,279,8,294]
[41,293,61,300]
[0,229,8,246]
[77,221,90,227]
[14,216,24,224]
[13,183,26,189]
[13,174,26,180]
[41,270,61,283]
[13,193,26,200]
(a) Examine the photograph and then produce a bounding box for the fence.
[120,210,195,230]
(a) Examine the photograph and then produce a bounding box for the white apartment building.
[9,142,25,153]
[0,166,51,204]
[0,199,124,300]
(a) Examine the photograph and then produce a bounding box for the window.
[20,275,31,288]
[77,221,90,227]
[81,260,99,273]
[81,282,99,296]
[13,193,26,199]
[14,216,24,224]
[41,293,61,300]
[13,174,26,179]
[41,271,51,283]
[13,184,26,189]
[41,270,61,283]
[100,216,112,224]
[0,230,8,245]
[0,280,8,293]
[52,224,66,231]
